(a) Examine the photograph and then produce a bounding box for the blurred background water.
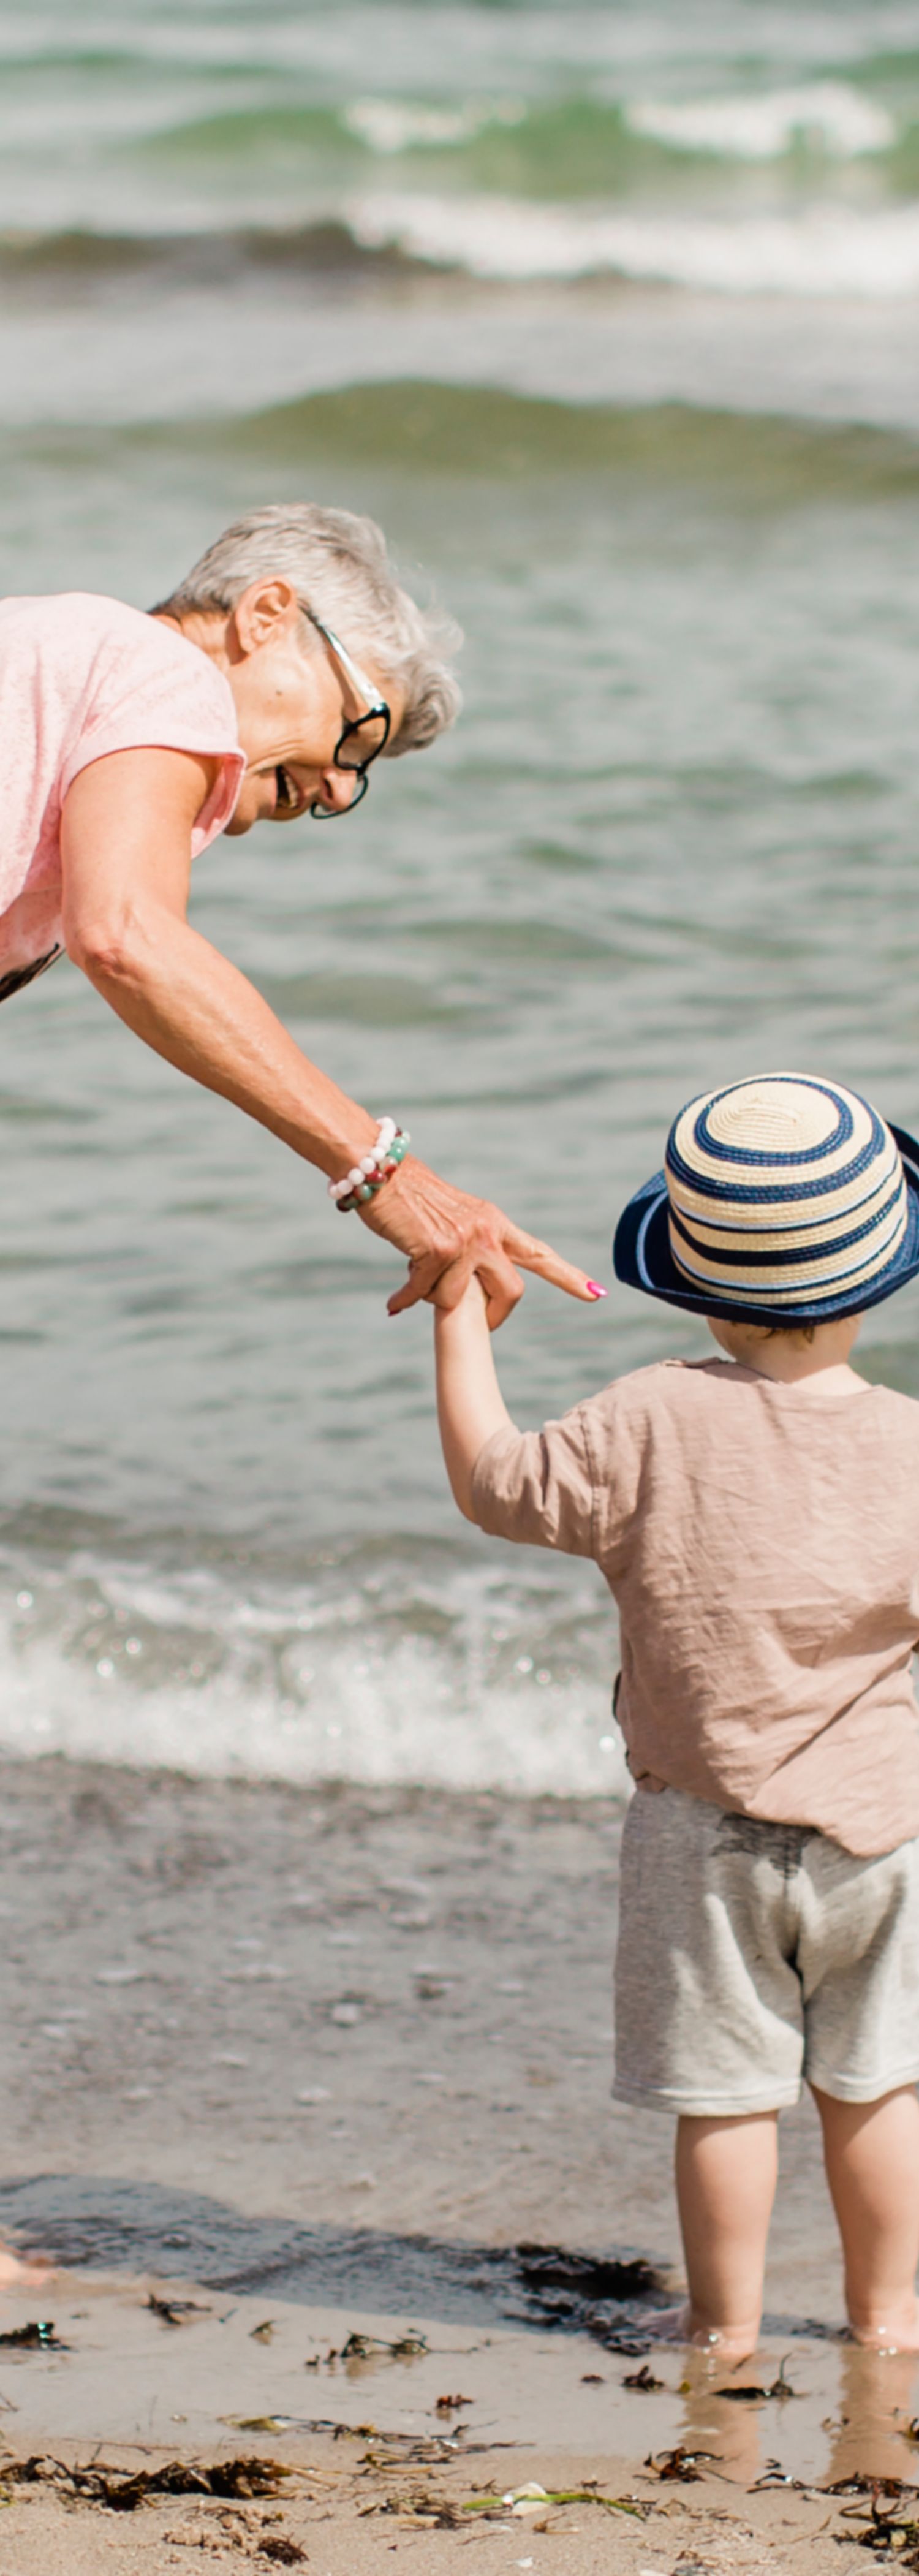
[3,0,919,1795]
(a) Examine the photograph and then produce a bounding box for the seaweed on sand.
[145,2292,211,2327]
[842,2491,919,2559]
[461,2480,646,2521]
[335,2330,426,2362]
[713,2357,800,2404]
[0,2453,294,2512]
[0,2321,67,2350]
[645,2445,719,2483]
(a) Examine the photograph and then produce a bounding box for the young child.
[434,1072,919,2359]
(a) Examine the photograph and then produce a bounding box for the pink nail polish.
[587,1281,608,1300]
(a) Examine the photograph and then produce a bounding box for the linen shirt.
[0,592,244,993]
[471,1357,919,1857]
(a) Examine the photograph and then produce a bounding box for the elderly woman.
[0,504,595,1320]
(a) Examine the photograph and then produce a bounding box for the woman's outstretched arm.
[61,746,597,1326]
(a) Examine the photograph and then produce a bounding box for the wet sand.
[0,2270,913,2570]
[0,1759,855,2322]
[2,1760,918,2566]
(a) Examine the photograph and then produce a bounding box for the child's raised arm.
[434,1278,515,1521]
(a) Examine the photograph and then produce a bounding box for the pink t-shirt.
[0,593,244,993]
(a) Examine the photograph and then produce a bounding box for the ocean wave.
[2,81,912,233]
[214,384,919,501]
[343,96,527,156]
[343,83,895,170]
[15,382,917,502]
[0,1535,627,1801]
[25,187,909,308]
[0,216,401,281]
[626,82,894,163]
[83,83,919,206]
[349,189,919,296]
[7,192,919,308]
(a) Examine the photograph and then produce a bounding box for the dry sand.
[0,2445,880,2576]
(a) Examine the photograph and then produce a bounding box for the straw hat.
[613,1074,919,1326]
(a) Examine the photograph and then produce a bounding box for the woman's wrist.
[328,1117,412,1210]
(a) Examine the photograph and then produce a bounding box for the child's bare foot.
[848,2299,919,2355]
[647,2303,760,2362]
[0,2243,53,2290]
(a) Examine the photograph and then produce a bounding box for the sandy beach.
[2,1760,919,2567]
[0,2268,915,2571]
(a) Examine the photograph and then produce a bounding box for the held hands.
[357,1154,603,1327]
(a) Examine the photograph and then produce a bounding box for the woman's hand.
[358,1156,599,1327]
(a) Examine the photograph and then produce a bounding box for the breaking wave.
[625,83,894,163]
[347,190,919,297]
[7,182,919,303]
[0,1525,627,1801]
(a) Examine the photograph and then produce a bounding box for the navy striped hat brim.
[612,1121,919,1326]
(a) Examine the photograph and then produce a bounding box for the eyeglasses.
[306,610,391,819]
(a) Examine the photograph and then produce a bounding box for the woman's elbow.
[64,909,146,987]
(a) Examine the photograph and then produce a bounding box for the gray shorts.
[613,1786,919,2116]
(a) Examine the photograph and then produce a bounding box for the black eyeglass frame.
[305,610,391,820]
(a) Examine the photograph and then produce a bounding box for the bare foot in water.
[648,2304,760,2362]
[0,2244,53,2290]
[848,2300,919,2355]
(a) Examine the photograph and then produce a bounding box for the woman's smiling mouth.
[274,762,302,818]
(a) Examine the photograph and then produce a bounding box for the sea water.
[3,0,919,1795]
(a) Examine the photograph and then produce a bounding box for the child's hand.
[434,1271,490,1322]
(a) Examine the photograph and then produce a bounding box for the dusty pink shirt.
[471,1358,919,1858]
[0,593,244,991]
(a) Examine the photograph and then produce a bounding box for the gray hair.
[154,504,461,754]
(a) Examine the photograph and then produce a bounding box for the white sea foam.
[350,189,919,297]
[627,83,894,163]
[344,97,525,156]
[0,1550,627,1801]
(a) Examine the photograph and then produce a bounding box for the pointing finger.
[504,1227,607,1302]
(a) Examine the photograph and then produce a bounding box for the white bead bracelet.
[328,1116,405,1207]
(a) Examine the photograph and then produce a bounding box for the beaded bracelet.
[328,1118,411,1212]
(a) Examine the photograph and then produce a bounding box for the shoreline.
[0,2266,907,2572]
[2,1756,915,2567]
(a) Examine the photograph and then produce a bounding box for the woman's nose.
[317,767,358,814]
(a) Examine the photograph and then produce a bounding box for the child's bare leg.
[673,2111,778,2358]
[812,2083,919,2350]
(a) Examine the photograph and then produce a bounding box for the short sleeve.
[58,619,244,853]
[471,1409,596,1558]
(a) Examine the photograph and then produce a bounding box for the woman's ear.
[230,580,301,656]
